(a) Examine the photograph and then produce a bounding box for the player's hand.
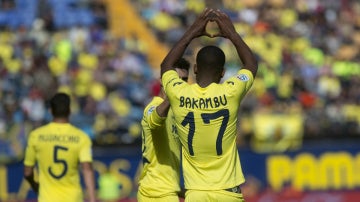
[187,8,214,38]
[211,9,237,39]
[32,182,39,194]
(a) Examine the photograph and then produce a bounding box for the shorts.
[185,188,244,202]
[137,190,180,202]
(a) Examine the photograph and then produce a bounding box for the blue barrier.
[1,140,359,201]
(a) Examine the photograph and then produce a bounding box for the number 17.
[181,109,229,156]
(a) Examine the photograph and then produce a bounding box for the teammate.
[23,93,96,202]
[160,8,258,201]
[138,58,190,202]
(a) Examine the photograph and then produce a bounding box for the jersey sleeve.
[161,70,186,99]
[143,97,166,129]
[79,134,93,163]
[225,69,254,95]
[23,132,37,166]
[149,108,166,129]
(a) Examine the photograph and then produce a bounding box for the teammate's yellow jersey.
[138,96,181,197]
[24,122,92,202]
[162,69,254,190]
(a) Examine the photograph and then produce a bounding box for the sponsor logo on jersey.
[147,106,155,115]
[237,74,249,81]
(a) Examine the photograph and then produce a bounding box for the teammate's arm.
[81,162,96,202]
[155,96,170,118]
[212,10,258,77]
[161,8,213,77]
[24,166,39,194]
[147,90,170,129]
[145,103,167,130]
[147,102,168,129]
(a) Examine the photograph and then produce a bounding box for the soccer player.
[23,93,96,202]
[138,58,190,202]
[160,8,258,202]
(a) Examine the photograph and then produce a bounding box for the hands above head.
[161,8,241,75]
[186,8,214,38]
[210,9,238,39]
[187,8,237,39]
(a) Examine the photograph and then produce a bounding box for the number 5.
[181,109,229,156]
[48,145,68,179]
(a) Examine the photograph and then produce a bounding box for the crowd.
[0,0,360,163]
[134,0,360,151]
[0,0,153,163]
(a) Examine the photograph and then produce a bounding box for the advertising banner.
[1,141,359,201]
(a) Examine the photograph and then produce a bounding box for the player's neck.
[196,76,220,88]
[52,117,69,123]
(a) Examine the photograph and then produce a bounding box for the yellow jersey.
[23,122,92,202]
[138,96,181,197]
[162,69,254,190]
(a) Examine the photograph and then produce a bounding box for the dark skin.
[212,9,258,76]
[161,8,258,87]
[155,87,170,117]
[158,8,258,198]
[23,168,39,194]
[161,8,213,78]
[157,8,259,199]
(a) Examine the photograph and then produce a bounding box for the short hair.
[196,46,225,73]
[174,57,190,71]
[50,93,70,118]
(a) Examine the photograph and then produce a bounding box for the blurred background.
[0,0,359,201]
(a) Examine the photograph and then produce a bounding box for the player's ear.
[49,108,53,116]
[221,67,225,78]
[193,64,198,74]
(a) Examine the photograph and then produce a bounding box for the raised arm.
[213,10,258,77]
[147,89,170,130]
[155,88,170,118]
[160,8,213,77]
